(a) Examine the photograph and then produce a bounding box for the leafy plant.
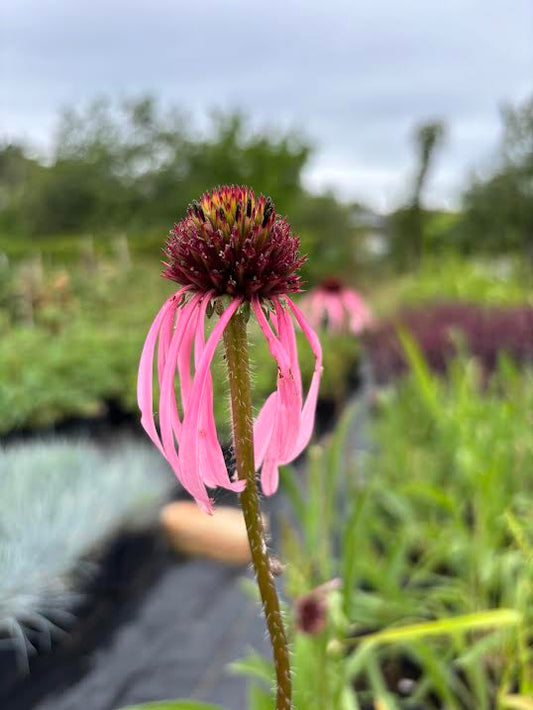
[0,254,360,435]
[235,350,533,708]
[371,256,533,315]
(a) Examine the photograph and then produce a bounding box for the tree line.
[1,94,532,270]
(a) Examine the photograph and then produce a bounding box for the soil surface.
[6,553,270,710]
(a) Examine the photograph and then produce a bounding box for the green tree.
[0,144,39,232]
[461,96,533,261]
[6,97,317,236]
[389,120,446,269]
[409,121,446,264]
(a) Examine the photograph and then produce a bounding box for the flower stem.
[223,308,292,710]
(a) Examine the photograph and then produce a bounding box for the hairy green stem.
[223,308,292,710]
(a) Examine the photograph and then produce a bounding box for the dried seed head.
[163,185,306,299]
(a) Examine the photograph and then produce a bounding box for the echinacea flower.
[138,186,322,513]
[300,277,373,335]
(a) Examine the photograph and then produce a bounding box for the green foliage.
[341,351,533,706]
[0,97,322,239]
[290,193,361,284]
[0,438,171,667]
[372,255,533,315]
[0,248,360,435]
[239,351,533,708]
[0,97,366,283]
[387,96,533,267]
[388,120,446,268]
[460,95,533,259]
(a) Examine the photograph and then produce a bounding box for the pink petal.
[177,299,198,411]
[324,292,345,332]
[273,298,303,459]
[260,408,282,496]
[159,294,213,512]
[156,305,183,442]
[137,294,179,456]
[251,298,290,369]
[252,299,302,495]
[283,296,323,462]
[275,297,302,397]
[157,286,192,385]
[194,296,245,493]
[157,302,175,386]
[307,292,324,330]
[341,289,373,334]
[253,391,278,470]
[180,297,243,504]
[253,299,301,464]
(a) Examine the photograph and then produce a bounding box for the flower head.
[300,278,373,335]
[294,579,341,635]
[163,186,305,299]
[138,186,322,513]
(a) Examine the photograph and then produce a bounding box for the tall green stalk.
[223,308,292,710]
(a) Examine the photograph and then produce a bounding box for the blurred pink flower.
[301,278,373,335]
[137,186,322,513]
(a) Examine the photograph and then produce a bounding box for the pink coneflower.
[137,186,322,513]
[301,277,373,336]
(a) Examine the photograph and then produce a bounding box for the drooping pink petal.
[138,294,180,456]
[250,301,285,465]
[253,391,278,470]
[193,296,246,492]
[309,293,325,330]
[156,305,183,443]
[159,294,213,513]
[275,297,302,397]
[180,297,243,506]
[177,297,198,411]
[249,303,283,493]
[273,298,303,458]
[252,298,303,496]
[252,298,301,465]
[341,288,373,334]
[157,286,192,386]
[251,299,290,369]
[283,296,323,462]
[324,292,345,332]
[260,405,282,496]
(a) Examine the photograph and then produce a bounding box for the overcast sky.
[2,0,532,210]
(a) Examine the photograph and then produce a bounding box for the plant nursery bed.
[0,527,168,705]
[2,522,272,710]
[0,367,370,710]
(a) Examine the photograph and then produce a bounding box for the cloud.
[2,0,532,208]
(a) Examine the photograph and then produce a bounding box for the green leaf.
[339,685,361,710]
[279,465,306,524]
[398,328,440,417]
[248,684,275,710]
[354,608,522,647]
[229,650,275,685]
[501,697,533,710]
